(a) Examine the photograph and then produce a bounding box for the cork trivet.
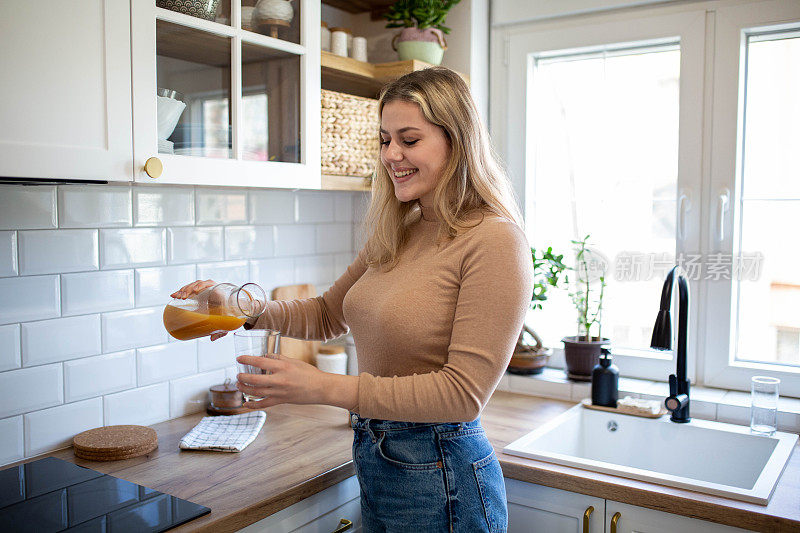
[74,440,156,457]
[74,442,158,462]
[73,425,157,454]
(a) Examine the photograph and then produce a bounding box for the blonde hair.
[362,66,522,268]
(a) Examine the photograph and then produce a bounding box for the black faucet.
[651,266,691,423]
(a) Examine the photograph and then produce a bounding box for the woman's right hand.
[170,279,217,300]
[170,280,227,341]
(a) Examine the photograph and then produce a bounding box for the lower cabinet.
[238,475,362,533]
[506,478,751,533]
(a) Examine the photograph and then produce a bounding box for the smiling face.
[379,100,451,207]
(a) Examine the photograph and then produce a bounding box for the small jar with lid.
[330,27,352,57]
[321,21,331,52]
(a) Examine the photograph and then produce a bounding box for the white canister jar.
[351,36,368,62]
[316,345,348,375]
[331,29,348,57]
[321,21,331,51]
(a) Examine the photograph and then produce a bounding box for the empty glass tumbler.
[163,282,266,340]
[235,330,281,402]
[751,376,780,436]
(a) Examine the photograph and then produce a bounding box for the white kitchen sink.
[503,404,798,505]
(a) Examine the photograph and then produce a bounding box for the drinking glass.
[234,330,281,402]
[751,376,780,436]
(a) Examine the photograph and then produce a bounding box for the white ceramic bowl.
[156,91,186,141]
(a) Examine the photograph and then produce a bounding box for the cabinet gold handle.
[144,157,163,179]
[583,506,594,532]
[332,518,352,532]
[610,511,621,533]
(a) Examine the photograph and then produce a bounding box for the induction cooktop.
[0,457,210,532]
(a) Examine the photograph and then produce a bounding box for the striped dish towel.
[179,411,266,452]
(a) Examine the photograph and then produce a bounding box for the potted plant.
[383,0,461,66]
[562,234,610,381]
[508,246,568,375]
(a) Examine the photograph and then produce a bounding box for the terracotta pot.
[508,347,552,375]
[392,27,447,65]
[562,336,610,381]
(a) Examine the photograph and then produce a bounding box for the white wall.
[491,0,678,26]
[0,183,365,466]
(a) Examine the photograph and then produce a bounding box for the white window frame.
[702,0,800,397]
[492,0,800,395]
[494,6,706,382]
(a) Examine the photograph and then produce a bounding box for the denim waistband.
[348,412,481,433]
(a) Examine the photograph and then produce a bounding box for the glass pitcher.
[163,283,266,341]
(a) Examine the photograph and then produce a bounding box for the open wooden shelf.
[321,50,441,98]
[321,173,372,192]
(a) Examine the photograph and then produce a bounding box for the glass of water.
[751,376,780,436]
[234,330,281,402]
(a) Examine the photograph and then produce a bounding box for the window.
[495,1,800,393]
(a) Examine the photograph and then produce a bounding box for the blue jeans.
[350,413,508,533]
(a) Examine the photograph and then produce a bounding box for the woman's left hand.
[236,354,326,408]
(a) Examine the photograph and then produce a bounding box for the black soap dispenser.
[591,348,619,408]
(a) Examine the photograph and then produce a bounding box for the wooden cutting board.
[271,284,319,365]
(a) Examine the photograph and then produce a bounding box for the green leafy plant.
[531,246,568,311]
[383,0,462,34]
[568,234,607,342]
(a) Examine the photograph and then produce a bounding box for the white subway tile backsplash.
[0,324,21,371]
[274,225,315,257]
[352,192,370,224]
[691,400,718,421]
[0,364,63,418]
[225,226,275,260]
[101,228,166,268]
[0,185,57,230]
[0,275,60,325]
[316,223,352,254]
[18,229,99,275]
[24,398,103,456]
[134,186,194,227]
[104,383,170,426]
[250,258,295,291]
[22,314,101,366]
[0,232,18,276]
[168,227,223,264]
[136,264,196,307]
[334,193,353,222]
[249,190,296,224]
[295,255,335,286]
[197,260,249,287]
[170,369,225,418]
[198,335,235,372]
[296,192,335,223]
[102,307,167,352]
[61,270,134,316]
[196,190,247,225]
[334,252,357,278]
[65,350,136,402]
[58,185,132,228]
[0,416,24,465]
[137,341,197,386]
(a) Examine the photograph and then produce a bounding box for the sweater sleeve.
[249,250,368,341]
[354,220,533,422]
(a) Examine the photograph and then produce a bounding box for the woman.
[172,67,532,532]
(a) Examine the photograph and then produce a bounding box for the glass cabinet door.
[132,0,320,188]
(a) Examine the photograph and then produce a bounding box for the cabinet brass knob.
[144,157,163,179]
[583,506,594,532]
[331,518,352,532]
[610,511,621,533]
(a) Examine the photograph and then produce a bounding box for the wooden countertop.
[18,391,800,532]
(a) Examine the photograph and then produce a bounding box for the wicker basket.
[321,89,379,178]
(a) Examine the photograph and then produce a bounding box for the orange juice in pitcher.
[163,283,265,341]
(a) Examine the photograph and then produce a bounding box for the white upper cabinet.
[0,0,133,182]
[130,1,321,188]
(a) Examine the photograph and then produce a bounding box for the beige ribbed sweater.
[253,212,533,423]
